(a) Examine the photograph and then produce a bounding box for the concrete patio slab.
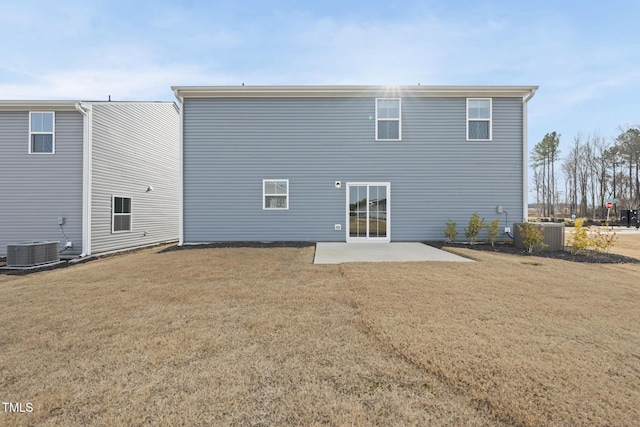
[314,242,474,264]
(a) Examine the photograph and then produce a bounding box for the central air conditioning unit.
[513,223,565,251]
[6,241,60,267]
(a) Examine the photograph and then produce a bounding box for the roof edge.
[171,85,539,98]
[0,100,81,111]
[0,100,177,112]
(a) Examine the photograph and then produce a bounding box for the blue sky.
[2,0,639,176]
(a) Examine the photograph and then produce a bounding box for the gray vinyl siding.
[90,103,179,254]
[0,111,83,256]
[183,96,524,242]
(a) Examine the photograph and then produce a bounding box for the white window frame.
[466,98,492,141]
[375,98,401,141]
[263,179,289,210]
[345,182,391,242]
[29,111,55,154]
[112,196,132,233]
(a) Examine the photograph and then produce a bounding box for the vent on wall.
[6,241,60,267]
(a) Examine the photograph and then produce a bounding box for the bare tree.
[614,127,640,207]
[604,145,620,203]
[585,134,601,220]
[562,159,575,215]
[558,128,638,221]
[531,168,542,217]
[531,144,547,216]
[592,134,611,218]
[562,134,584,216]
[531,132,561,218]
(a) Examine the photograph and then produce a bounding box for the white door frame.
[346,182,390,242]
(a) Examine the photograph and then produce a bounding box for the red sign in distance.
[606,202,613,209]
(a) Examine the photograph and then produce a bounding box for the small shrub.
[517,222,548,253]
[464,212,486,244]
[486,218,500,247]
[592,229,618,253]
[568,218,592,254]
[568,218,618,254]
[444,219,458,243]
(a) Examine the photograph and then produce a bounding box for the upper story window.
[376,98,401,141]
[263,179,289,210]
[467,99,492,141]
[29,112,55,153]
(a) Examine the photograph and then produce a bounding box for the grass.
[595,228,640,258]
[1,239,639,426]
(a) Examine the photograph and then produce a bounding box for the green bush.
[444,219,458,243]
[486,218,500,247]
[568,218,591,254]
[569,218,618,254]
[517,222,548,253]
[464,212,486,244]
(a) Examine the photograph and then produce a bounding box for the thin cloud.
[0,63,231,101]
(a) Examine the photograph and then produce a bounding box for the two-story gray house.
[172,85,537,244]
[0,100,180,258]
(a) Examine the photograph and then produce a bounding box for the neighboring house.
[172,85,537,243]
[0,100,180,258]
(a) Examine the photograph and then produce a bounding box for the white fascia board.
[0,100,178,112]
[0,100,81,111]
[171,85,539,99]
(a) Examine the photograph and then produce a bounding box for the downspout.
[522,88,537,222]
[75,102,92,256]
[173,89,184,246]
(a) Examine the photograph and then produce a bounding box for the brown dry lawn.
[598,228,640,258]
[1,237,639,426]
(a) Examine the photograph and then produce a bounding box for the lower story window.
[263,179,289,210]
[112,196,132,232]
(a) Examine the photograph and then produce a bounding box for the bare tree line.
[531,126,640,219]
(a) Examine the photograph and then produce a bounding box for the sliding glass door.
[347,183,390,241]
